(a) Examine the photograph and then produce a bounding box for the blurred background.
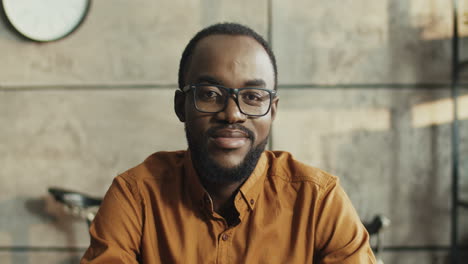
[1,0,467,263]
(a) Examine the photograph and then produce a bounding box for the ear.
[270,96,279,121]
[174,90,186,122]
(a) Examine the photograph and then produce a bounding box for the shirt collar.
[183,151,213,213]
[236,152,268,211]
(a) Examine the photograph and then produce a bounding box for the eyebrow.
[195,75,222,85]
[244,79,266,87]
[195,75,266,88]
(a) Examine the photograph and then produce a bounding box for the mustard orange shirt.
[81,150,376,264]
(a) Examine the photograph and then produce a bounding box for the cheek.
[185,107,211,137]
[186,116,204,135]
[253,118,273,141]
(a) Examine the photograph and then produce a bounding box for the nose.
[215,96,247,123]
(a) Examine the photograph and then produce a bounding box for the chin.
[185,125,268,184]
[209,153,246,169]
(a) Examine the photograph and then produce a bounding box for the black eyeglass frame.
[182,84,277,117]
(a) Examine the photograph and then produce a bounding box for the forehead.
[185,35,275,88]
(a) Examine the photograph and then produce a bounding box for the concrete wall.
[1,0,467,263]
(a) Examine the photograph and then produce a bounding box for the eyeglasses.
[182,84,277,117]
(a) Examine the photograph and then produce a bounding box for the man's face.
[175,35,278,183]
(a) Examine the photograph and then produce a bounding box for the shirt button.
[250,199,254,205]
[221,234,229,241]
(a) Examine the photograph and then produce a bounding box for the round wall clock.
[1,0,90,42]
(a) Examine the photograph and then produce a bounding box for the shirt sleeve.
[314,177,376,264]
[81,173,143,264]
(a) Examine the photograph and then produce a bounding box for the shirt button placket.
[217,232,230,264]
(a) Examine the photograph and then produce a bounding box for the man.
[81,23,376,263]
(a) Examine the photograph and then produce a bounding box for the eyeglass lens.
[194,85,271,115]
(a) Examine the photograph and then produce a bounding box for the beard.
[185,124,268,184]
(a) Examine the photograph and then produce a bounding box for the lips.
[209,129,250,149]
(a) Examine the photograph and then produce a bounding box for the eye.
[241,91,265,102]
[204,90,219,98]
[245,93,260,101]
[196,86,224,102]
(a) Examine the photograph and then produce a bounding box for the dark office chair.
[364,215,391,263]
[48,187,102,227]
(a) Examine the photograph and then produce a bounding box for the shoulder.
[265,151,337,191]
[118,150,187,185]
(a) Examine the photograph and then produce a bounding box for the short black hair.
[178,22,278,90]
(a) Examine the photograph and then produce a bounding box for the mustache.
[206,124,255,140]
